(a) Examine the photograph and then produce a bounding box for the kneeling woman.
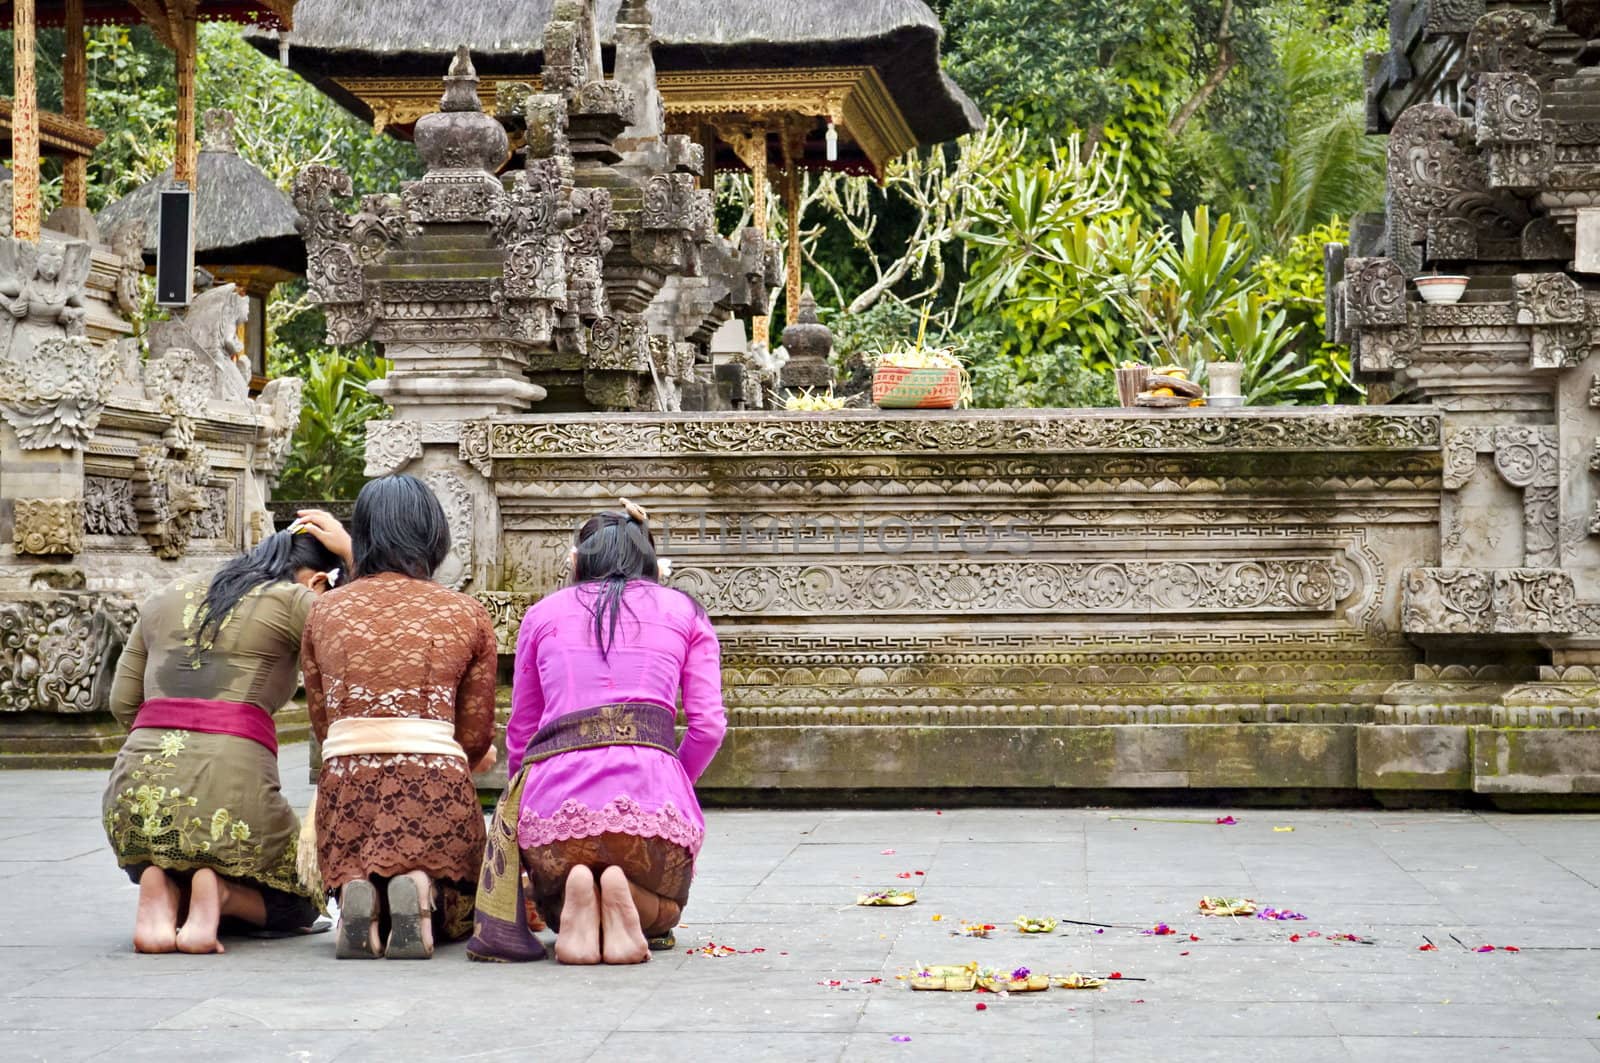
[103,516,350,953]
[497,501,725,964]
[302,475,498,959]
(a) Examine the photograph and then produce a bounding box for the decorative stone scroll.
[483,410,1443,459]
[1513,272,1591,368]
[0,593,134,714]
[133,443,213,560]
[1441,424,1559,566]
[667,557,1345,617]
[1402,567,1574,634]
[12,498,85,557]
[365,420,424,477]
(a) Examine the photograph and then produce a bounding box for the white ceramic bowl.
[1415,275,1469,304]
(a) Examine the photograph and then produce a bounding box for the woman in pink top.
[504,501,725,965]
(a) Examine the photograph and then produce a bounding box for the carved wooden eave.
[332,66,918,174]
[0,99,104,160]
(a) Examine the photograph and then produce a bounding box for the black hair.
[573,510,660,657]
[350,474,451,580]
[195,529,342,643]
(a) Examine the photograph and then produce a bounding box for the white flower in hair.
[657,557,673,579]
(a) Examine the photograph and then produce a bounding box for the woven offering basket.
[872,365,962,409]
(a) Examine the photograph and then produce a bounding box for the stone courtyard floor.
[3,744,1600,1062]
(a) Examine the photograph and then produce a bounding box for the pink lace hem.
[518,795,705,856]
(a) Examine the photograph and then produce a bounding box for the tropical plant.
[1209,293,1319,403]
[269,347,390,501]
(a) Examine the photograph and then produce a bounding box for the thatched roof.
[0,2,291,30]
[249,0,980,150]
[95,139,304,273]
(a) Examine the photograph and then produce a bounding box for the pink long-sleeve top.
[507,580,726,855]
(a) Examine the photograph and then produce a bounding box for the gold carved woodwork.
[333,66,918,173]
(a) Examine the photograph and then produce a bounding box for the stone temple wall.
[459,407,1530,798]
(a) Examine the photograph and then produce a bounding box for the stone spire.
[412,46,509,174]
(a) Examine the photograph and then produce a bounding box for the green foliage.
[1254,220,1361,403]
[268,345,390,501]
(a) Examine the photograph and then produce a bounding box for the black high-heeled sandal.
[385,875,435,960]
[335,880,381,959]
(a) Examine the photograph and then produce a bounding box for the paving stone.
[2,743,1598,1060]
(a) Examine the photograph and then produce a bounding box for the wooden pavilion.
[1,0,294,243]
[249,0,979,331]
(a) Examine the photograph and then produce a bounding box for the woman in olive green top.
[103,513,350,954]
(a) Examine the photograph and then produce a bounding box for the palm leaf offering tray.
[1013,916,1058,934]
[857,888,918,906]
[909,962,979,991]
[1052,972,1107,990]
[978,967,1051,993]
[1198,896,1258,916]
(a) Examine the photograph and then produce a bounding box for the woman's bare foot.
[599,866,649,965]
[176,868,227,954]
[554,866,601,965]
[133,867,180,954]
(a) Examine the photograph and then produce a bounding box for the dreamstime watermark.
[651,510,1037,557]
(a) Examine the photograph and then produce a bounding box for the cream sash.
[321,717,468,760]
[298,717,469,898]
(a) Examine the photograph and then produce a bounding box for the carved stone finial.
[441,46,482,113]
[619,0,653,26]
[201,109,237,154]
[413,50,511,173]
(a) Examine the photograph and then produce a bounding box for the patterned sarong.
[466,764,547,962]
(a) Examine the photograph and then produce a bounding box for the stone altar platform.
[447,406,1596,803]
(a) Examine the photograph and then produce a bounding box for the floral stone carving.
[12,498,85,557]
[0,593,133,714]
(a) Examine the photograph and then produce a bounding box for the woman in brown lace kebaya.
[301,475,499,959]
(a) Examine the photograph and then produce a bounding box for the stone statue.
[144,284,252,404]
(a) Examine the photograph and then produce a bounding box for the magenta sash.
[132,697,278,755]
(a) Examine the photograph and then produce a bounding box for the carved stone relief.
[0,593,133,714]
[421,470,475,590]
[83,476,138,536]
[365,420,424,477]
[12,498,84,557]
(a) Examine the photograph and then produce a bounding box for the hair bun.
[619,498,650,527]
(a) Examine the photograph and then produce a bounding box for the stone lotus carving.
[13,498,85,557]
[413,47,510,174]
[0,593,134,714]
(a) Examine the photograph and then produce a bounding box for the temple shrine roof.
[248,0,980,171]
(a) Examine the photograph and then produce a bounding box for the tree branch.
[1169,0,1236,137]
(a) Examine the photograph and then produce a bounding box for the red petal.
[1503,946,1520,953]
[975,1003,987,1011]
[1289,934,1301,942]
[1179,951,1190,956]
[1189,934,1199,941]
[1418,943,1437,951]
[1109,972,1123,979]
